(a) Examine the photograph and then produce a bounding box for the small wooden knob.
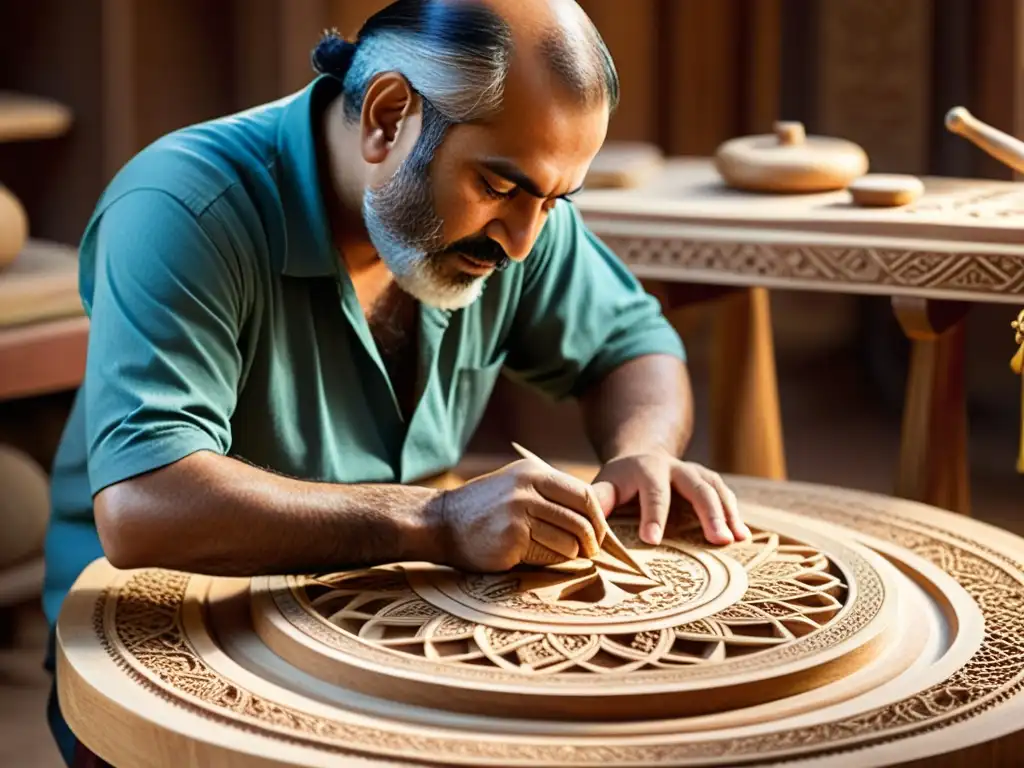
[848,174,924,207]
[774,121,806,146]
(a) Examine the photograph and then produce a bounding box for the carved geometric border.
[600,235,1024,298]
[91,484,1024,765]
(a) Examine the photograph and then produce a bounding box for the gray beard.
[361,105,487,311]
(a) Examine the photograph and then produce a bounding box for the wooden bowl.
[715,121,869,193]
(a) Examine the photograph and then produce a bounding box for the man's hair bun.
[311,30,357,78]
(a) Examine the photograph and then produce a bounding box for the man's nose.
[490,202,546,262]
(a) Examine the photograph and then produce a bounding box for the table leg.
[892,297,970,515]
[708,287,787,480]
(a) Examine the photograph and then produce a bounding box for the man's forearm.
[579,354,694,462]
[94,450,447,576]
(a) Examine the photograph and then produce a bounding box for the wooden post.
[892,297,971,515]
[709,288,787,479]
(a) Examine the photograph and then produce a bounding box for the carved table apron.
[575,159,1024,515]
[56,474,1024,767]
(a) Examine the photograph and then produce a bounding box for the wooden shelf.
[0,315,89,401]
[0,239,82,329]
[0,239,87,400]
[0,92,73,143]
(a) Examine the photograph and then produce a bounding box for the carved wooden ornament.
[56,477,1024,766]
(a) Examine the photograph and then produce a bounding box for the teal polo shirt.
[41,74,686,628]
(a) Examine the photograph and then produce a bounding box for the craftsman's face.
[362,76,609,310]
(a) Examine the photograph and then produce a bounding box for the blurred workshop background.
[1,2,1022,764]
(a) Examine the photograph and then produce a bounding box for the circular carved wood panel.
[251,514,895,720]
[56,477,1024,766]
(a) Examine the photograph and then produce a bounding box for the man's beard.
[361,103,510,311]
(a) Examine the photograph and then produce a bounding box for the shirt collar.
[275,74,342,277]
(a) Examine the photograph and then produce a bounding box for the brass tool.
[510,442,655,579]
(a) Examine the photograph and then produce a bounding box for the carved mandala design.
[456,550,705,619]
[89,483,1024,764]
[297,528,847,676]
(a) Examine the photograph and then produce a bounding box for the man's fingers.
[671,464,733,545]
[527,518,581,560]
[522,540,570,567]
[590,480,618,518]
[527,501,600,559]
[696,467,751,541]
[532,470,608,548]
[637,472,671,546]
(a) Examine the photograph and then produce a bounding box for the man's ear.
[360,72,420,165]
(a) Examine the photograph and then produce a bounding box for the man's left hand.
[590,452,751,546]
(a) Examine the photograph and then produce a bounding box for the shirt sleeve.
[81,188,246,495]
[502,200,686,401]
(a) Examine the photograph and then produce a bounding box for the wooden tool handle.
[945,106,1024,175]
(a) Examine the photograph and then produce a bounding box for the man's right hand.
[433,458,608,572]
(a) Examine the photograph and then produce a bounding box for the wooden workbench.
[575,158,1024,515]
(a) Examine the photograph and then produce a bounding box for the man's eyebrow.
[481,159,584,200]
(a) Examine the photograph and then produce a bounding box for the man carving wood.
[42,1,749,763]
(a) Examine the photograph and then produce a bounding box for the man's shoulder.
[99,104,284,220]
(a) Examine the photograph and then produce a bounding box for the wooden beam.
[817,0,933,175]
[280,0,332,94]
[578,0,660,142]
[973,0,1024,180]
[328,0,391,38]
[101,0,138,181]
[740,0,781,134]
[659,0,742,155]
[779,0,819,127]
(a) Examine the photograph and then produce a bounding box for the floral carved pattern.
[300,530,847,676]
[599,235,1024,296]
[92,486,1024,764]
